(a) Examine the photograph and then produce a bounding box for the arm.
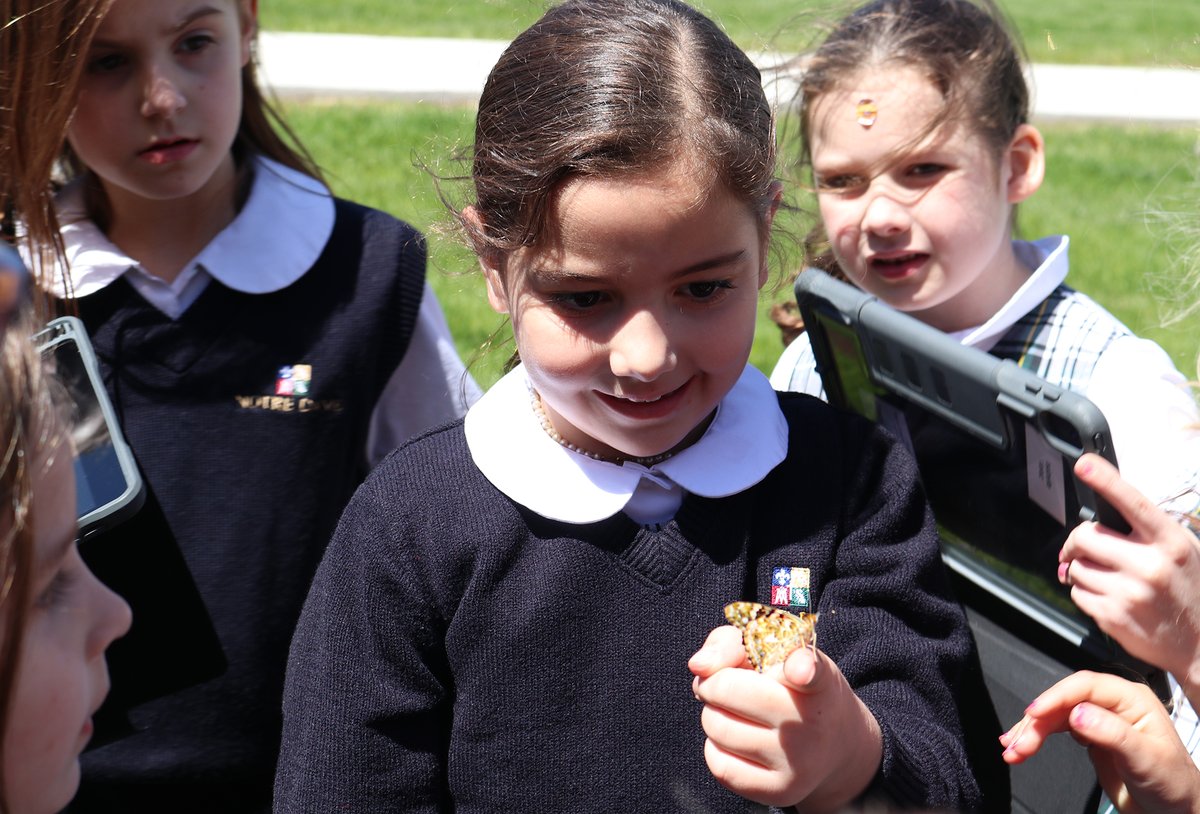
[273,464,452,812]
[1002,671,1200,814]
[1060,453,1200,708]
[691,409,998,811]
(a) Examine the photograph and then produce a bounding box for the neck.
[98,156,242,285]
[529,388,677,467]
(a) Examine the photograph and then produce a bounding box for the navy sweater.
[275,392,1006,812]
[68,200,426,812]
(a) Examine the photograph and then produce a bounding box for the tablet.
[794,268,1132,658]
[35,316,146,536]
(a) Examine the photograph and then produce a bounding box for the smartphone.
[35,317,145,534]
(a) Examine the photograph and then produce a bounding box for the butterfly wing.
[723,601,817,672]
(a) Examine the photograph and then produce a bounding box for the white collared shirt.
[464,364,789,525]
[44,156,480,464]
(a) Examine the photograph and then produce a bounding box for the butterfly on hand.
[723,601,818,672]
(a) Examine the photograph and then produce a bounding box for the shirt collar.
[953,235,1070,349]
[47,155,335,298]
[464,364,789,524]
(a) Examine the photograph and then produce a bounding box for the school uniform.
[274,364,1006,813]
[772,235,1200,793]
[51,157,478,812]
[770,235,1198,504]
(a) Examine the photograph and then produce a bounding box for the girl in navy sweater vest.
[1,0,478,810]
[276,0,1004,811]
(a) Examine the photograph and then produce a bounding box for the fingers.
[693,657,796,728]
[689,625,748,679]
[1001,672,1163,764]
[1074,453,1172,539]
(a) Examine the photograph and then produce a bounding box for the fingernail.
[1077,458,1093,477]
[1006,716,1032,752]
[1071,704,1090,729]
[1057,562,1070,584]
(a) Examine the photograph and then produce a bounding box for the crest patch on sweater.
[770,566,811,610]
[276,364,312,396]
[723,601,818,672]
[234,363,342,414]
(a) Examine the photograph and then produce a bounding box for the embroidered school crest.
[723,601,818,672]
[770,566,811,610]
[275,364,312,396]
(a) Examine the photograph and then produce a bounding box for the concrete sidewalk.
[258,31,1200,125]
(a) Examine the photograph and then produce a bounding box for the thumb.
[780,644,823,692]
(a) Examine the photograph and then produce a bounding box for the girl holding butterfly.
[275,0,1003,810]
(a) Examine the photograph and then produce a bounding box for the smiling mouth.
[599,381,690,418]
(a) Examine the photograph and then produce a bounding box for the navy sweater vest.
[67,199,426,812]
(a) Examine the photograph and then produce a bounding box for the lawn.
[283,101,1200,390]
[261,0,1200,67]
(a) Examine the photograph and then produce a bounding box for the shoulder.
[773,391,915,482]
[1030,285,1134,338]
[331,198,425,250]
[769,332,821,394]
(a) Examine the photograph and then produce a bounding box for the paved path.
[258,32,1200,124]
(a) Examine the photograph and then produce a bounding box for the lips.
[868,251,928,281]
[139,138,198,165]
[600,380,690,420]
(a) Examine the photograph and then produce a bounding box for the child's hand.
[688,625,882,812]
[1059,453,1200,702]
[1001,671,1200,814]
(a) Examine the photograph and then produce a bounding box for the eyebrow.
[34,527,76,584]
[532,250,748,284]
[91,5,226,47]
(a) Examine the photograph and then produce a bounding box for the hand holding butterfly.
[1001,670,1200,814]
[1059,453,1200,706]
[688,625,882,811]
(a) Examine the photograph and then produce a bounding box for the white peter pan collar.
[46,156,335,299]
[464,364,789,524]
[953,235,1070,350]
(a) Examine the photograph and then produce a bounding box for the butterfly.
[723,601,818,672]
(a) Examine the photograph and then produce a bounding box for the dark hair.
[462,0,777,260]
[799,0,1028,167]
[789,0,1028,277]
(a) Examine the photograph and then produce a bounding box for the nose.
[609,308,677,382]
[860,185,912,238]
[140,66,186,119]
[86,565,132,660]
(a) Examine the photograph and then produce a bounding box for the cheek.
[3,645,82,811]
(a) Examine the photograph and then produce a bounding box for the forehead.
[517,166,758,270]
[30,445,77,582]
[808,65,947,161]
[95,0,237,35]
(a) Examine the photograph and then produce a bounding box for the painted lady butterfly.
[723,601,817,672]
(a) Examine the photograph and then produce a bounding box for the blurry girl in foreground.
[0,248,130,813]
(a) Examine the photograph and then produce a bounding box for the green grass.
[283,101,1200,389]
[262,0,1200,67]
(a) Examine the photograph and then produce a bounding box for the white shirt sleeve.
[1083,335,1200,503]
[768,332,827,398]
[366,282,483,467]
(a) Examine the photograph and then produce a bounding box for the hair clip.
[855,98,878,128]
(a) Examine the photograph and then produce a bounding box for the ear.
[239,0,258,67]
[758,181,784,289]
[1005,124,1045,205]
[463,206,510,314]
